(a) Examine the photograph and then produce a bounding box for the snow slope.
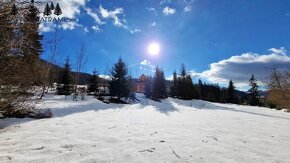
[0,94,290,163]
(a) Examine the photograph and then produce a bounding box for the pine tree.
[152,67,167,100]
[248,75,260,106]
[185,74,196,99]
[198,79,204,99]
[171,70,178,97]
[88,70,99,95]
[109,57,130,100]
[227,80,236,103]
[178,64,191,99]
[57,58,73,95]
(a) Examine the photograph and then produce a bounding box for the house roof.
[138,74,147,82]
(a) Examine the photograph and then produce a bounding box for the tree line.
[76,58,263,107]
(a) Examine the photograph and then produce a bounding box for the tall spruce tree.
[178,64,192,99]
[185,74,197,99]
[198,79,204,99]
[171,70,178,97]
[88,70,99,94]
[21,4,43,62]
[227,80,236,103]
[109,57,130,99]
[248,75,260,106]
[57,58,73,95]
[152,67,167,100]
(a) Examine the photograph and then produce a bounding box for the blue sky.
[40,0,290,90]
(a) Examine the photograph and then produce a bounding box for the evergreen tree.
[109,57,130,99]
[88,70,99,95]
[185,74,198,99]
[227,80,236,103]
[152,67,167,100]
[177,64,196,99]
[0,1,14,58]
[180,64,187,98]
[21,4,43,62]
[171,70,178,97]
[144,76,152,98]
[248,75,260,106]
[198,79,204,99]
[57,58,73,95]
[220,88,228,103]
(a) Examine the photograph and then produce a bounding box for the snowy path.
[1,95,290,163]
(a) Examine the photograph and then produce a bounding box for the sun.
[148,43,160,55]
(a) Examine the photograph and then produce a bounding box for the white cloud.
[129,60,155,72]
[92,25,100,32]
[98,5,140,34]
[165,47,290,90]
[269,47,287,55]
[188,70,200,77]
[166,70,200,80]
[163,6,176,15]
[38,1,139,33]
[141,60,151,66]
[83,27,89,33]
[39,23,56,33]
[199,47,290,88]
[60,21,81,30]
[85,7,105,31]
[150,21,157,27]
[85,8,104,25]
[128,28,141,34]
[99,5,124,27]
[184,5,192,12]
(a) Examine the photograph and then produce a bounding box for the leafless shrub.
[266,67,290,112]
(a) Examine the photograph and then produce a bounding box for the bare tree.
[73,44,87,101]
[39,30,62,99]
[267,67,290,111]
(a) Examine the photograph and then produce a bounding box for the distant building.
[135,74,148,93]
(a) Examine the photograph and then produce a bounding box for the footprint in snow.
[138,148,155,153]
[108,126,117,129]
[150,131,157,136]
[205,136,220,142]
[32,146,45,150]
[61,144,73,151]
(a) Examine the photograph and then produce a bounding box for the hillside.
[40,59,95,85]
[0,94,289,162]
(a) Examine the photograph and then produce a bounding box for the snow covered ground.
[1,94,290,163]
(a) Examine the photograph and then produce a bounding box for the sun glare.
[148,43,160,55]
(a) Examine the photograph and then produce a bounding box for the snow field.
[0,94,290,163]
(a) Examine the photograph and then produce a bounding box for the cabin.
[135,74,148,93]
